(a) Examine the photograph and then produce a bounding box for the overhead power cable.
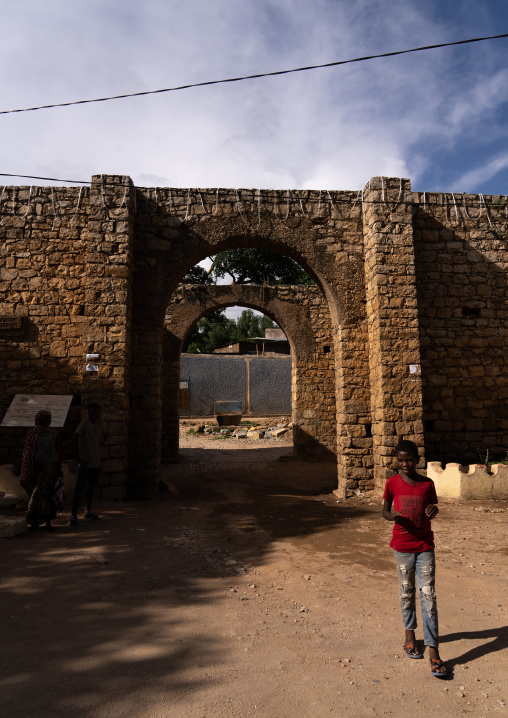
[0,32,507,115]
[0,172,88,184]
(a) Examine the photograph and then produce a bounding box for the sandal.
[430,658,448,677]
[403,642,423,659]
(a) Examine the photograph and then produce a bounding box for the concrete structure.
[178,353,291,416]
[427,462,508,500]
[1,175,507,499]
[265,328,286,340]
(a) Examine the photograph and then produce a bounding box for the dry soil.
[0,425,507,718]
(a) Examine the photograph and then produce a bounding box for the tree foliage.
[184,311,237,354]
[235,309,275,340]
[183,309,277,354]
[209,248,314,285]
[180,264,214,284]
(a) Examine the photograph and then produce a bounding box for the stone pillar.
[362,177,425,488]
[128,316,163,498]
[82,175,135,499]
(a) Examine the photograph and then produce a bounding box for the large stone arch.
[162,284,338,461]
[128,189,372,497]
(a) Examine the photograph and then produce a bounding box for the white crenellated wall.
[427,462,508,500]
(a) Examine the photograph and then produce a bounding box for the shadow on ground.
[165,446,390,571]
[440,626,508,666]
[0,449,383,717]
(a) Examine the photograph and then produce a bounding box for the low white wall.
[0,464,28,501]
[0,463,77,502]
[427,462,508,500]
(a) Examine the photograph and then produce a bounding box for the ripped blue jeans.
[393,550,438,648]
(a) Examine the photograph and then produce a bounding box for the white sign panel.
[1,394,73,427]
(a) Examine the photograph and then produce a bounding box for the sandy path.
[0,430,506,717]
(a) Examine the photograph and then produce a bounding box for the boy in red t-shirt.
[382,440,448,677]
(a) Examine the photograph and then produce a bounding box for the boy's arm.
[425,482,439,519]
[70,429,87,466]
[382,498,401,522]
[425,503,439,519]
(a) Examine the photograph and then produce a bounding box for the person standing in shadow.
[20,409,63,532]
[69,403,106,525]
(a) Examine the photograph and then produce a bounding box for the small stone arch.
[161,284,338,462]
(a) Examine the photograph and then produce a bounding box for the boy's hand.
[425,504,439,519]
[392,511,402,523]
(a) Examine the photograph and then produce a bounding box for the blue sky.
[1,0,507,196]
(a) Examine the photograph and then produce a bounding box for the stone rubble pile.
[187,418,293,441]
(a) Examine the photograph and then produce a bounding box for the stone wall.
[0,177,135,499]
[0,185,89,459]
[1,174,507,498]
[413,194,508,465]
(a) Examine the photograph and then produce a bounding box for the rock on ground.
[0,515,27,538]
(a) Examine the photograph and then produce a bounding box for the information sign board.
[1,394,73,427]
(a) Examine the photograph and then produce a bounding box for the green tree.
[235,309,276,339]
[209,248,314,285]
[184,309,279,353]
[183,311,237,354]
[181,264,213,283]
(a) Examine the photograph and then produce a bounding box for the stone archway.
[128,191,373,497]
[162,284,338,462]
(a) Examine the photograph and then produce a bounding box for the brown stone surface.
[413,193,508,464]
[1,175,508,495]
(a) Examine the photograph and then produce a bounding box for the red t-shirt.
[383,474,438,553]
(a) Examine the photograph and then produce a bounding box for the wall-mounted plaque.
[0,315,23,331]
[1,394,73,427]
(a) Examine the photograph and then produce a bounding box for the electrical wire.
[0,172,89,184]
[0,33,507,115]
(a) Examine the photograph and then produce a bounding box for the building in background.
[212,328,290,356]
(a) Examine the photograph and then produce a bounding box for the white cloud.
[0,0,507,195]
[454,153,508,192]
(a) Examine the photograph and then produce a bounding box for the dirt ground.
[1,424,507,718]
